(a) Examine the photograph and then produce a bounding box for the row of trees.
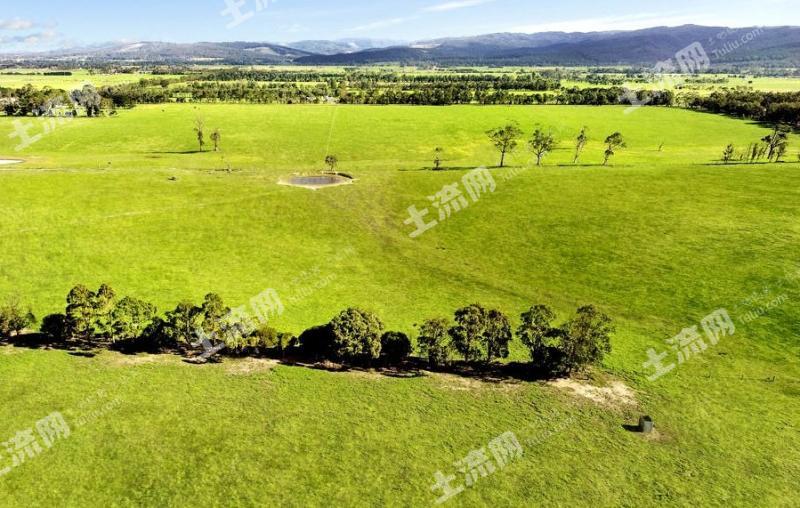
[486,124,627,167]
[89,75,675,108]
[1,287,614,376]
[722,124,793,164]
[691,89,800,126]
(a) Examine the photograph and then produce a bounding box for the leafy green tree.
[65,285,96,342]
[163,301,203,347]
[0,298,36,339]
[762,124,790,162]
[448,304,512,363]
[92,284,117,341]
[417,317,452,367]
[528,127,556,166]
[200,293,229,340]
[573,127,588,163]
[560,305,614,373]
[325,154,338,173]
[380,331,412,364]
[111,297,157,342]
[484,309,513,362]
[487,123,522,168]
[449,304,488,362]
[603,132,626,166]
[329,308,384,363]
[722,144,735,164]
[517,305,561,368]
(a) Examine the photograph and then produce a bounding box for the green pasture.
[0,104,798,506]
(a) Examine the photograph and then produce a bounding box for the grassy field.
[0,69,178,89]
[0,104,798,506]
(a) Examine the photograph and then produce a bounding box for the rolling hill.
[3,25,800,67]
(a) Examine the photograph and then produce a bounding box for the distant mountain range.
[3,26,800,67]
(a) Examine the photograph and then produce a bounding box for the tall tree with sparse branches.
[603,132,626,166]
[487,123,522,168]
[194,117,205,152]
[529,127,557,166]
[573,126,588,164]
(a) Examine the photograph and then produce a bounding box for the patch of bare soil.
[549,378,638,408]
[1,345,20,355]
[225,358,279,375]
[104,352,175,367]
[430,372,526,393]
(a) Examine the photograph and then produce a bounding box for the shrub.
[40,314,67,342]
[329,308,384,363]
[380,331,412,364]
[517,305,562,370]
[517,304,614,375]
[417,318,452,367]
[298,324,335,360]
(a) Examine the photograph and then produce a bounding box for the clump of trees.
[690,89,800,127]
[517,305,614,374]
[721,124,792,164]
[70,85,103,117]
[416,303,614,375]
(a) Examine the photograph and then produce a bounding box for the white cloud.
[0,18,36,31]
[422,0,494,13]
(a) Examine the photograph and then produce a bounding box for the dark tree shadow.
[149,150,204,155]
[4,334,565,385]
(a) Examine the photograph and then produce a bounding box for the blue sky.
[3,0,800,52]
